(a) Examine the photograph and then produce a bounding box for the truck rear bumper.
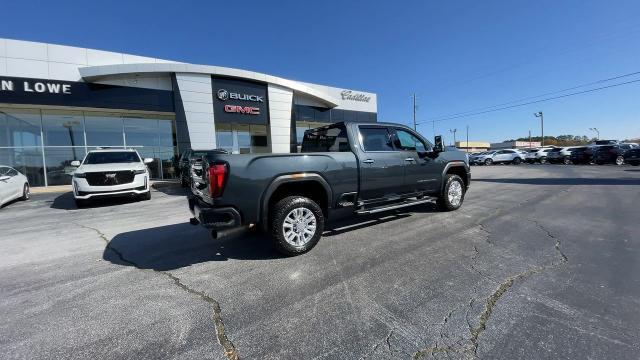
[188,197,241,230]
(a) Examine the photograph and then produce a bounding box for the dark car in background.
[624,147,640,166]
[592,144,637,165]
[569,146,593,164]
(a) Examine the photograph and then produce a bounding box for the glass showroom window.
[84,112,125,147]
[0,108,46,186]
[41,110,87,186]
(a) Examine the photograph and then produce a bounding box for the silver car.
[470,151,497,165]
[490,149,525,165]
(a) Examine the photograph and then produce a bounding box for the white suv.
[71,149,153,207]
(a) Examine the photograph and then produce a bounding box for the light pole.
[589,127,600,140]
[534,111,544,147]
[466,125,469,153]
[449,128,457,146]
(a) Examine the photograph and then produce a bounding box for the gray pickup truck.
[188,121,470,255]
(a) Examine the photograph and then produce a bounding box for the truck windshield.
[84,152,140,164]
[301,124,350,152]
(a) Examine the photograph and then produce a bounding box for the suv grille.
[85,171,135,186]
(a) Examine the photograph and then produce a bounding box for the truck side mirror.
[433,135,444,153]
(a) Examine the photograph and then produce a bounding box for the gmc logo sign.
[224,105,260,115]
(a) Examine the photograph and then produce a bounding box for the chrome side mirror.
[143,158,154,164]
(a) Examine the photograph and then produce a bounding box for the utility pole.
[589,127,600,140]
[449,128,457,146]
[529,130,532,149]
[534,111,544,147]
[466,125,469,153]
[412,93,417,131]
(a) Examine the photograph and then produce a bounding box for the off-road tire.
[21,183,30,200]
[437,174,465,211]
[270,196,324,256]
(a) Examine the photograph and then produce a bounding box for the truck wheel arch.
[260,173,332,228]
[441,162,469,192]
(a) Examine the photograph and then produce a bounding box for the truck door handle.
[404,158,415,162]
[363,159,374,164]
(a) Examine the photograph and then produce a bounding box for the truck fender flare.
[440,161,468,192]
[260,173,333,227]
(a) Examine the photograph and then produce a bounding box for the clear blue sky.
[2,0,639,143]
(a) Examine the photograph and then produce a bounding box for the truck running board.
[355,197,437,215]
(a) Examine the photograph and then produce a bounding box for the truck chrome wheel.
[448,181,463,207]
[282,207,317,246]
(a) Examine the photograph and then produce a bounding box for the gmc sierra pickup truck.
[188,122,470,255]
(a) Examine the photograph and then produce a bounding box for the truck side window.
[360,127,395,152]
[394,129,427,152]
[301,124,350,152]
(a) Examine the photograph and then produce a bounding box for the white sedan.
[0,166,30,207]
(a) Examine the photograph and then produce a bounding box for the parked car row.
[469,142,640,166]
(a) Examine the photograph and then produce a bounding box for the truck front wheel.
[437,174,466,211]
[270,196,325,256]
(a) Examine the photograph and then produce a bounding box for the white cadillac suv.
[71,149,153,207]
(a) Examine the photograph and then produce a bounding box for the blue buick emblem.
[217,89,229,101]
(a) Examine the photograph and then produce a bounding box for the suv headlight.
[133,169,146,175]
[73,172,86,178]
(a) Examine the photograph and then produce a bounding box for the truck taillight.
[208,163,227,198]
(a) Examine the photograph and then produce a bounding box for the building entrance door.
[215,123,269,154]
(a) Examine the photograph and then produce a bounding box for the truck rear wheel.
[437,174,465,211]
[270,196,324,256]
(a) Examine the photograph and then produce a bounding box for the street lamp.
[589,127,600,140]
[534,111,544,147]
[449,129,457,146]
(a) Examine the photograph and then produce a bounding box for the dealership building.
[0,38,377,187]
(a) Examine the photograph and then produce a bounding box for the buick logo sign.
[216,88,263,102]
[217,89,229,101]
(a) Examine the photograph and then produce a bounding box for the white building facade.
[0,38,377,186]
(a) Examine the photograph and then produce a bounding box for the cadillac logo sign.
[340,90,371,103]
[217,89,229,101]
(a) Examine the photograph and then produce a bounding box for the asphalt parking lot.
[1,165,639,359]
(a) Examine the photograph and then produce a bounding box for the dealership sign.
[1,78,72,95]
[340,90,371,102]
[212,77,268,124]
[0,76,174,112]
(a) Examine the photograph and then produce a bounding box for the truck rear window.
[301,125,350,152]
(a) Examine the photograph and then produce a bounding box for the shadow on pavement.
[624,169,640,172]
[50,191,151,210]
[474,178,640,186]
[103,203,439,270]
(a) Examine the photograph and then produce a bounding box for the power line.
[427,71,640,122]
[418,78,640,124]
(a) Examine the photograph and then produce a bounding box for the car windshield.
[549,148,562,152]
[83,152,140,164]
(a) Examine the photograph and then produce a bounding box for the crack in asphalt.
[414,188,574,359]
[74,222,239,360]
[529,219,569,262]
